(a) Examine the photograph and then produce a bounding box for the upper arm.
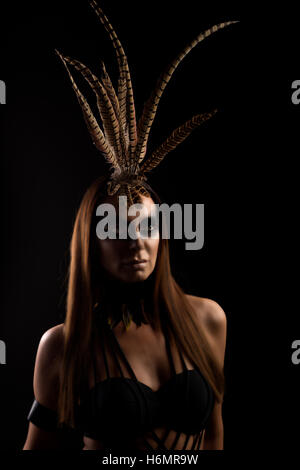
[201,298,227,371]
[200,401,224,449]
[188,296,227,371]
[23,324,65,450]
[187,296,227,449]
[33,324,64,408]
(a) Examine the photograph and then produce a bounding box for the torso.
[82,294,214,450]
[89,317,196,392]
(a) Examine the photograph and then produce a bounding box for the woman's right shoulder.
[33,324,65,406]
[38,324,65,357]
[35,324,65,373]
[39,323,65,347]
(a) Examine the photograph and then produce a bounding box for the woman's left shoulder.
[185,295,227,337]
[185,295,227,366]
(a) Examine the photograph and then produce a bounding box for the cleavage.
[91,324,191,393]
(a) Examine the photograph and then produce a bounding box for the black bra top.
[28,324,215,450]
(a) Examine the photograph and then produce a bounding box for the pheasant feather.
[55,49,120,172]
[135,21,238,167]
[88,0,137,164]
[59,53,123,162]
[141,110,217,173]
[56,1,238,203]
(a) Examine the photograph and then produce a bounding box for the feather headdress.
[56,0,238,205]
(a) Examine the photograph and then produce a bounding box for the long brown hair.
[58,176,225,427]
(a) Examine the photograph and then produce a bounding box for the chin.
[124,273,149,283]
[117,270,151,283]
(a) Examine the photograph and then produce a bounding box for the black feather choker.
[93,277,154,330]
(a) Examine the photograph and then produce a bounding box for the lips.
[123,259,147,265]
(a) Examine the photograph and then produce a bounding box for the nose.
[125,220,146,247]
[127,228,144,249]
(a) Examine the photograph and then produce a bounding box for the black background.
[0,0,299,461]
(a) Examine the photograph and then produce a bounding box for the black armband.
[27,399,58,432]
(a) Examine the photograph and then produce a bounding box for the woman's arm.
[23,324,65,450]
[200,402,224,450]
[193,298,227,450]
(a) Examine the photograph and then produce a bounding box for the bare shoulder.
[185,295,226,335]
[35,324,65,371]
[185,295,227,368]
[33,323,65,408]
[38,323,65,356]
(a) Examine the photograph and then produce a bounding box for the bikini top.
[27,323,215,450]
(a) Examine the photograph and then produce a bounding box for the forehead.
[103,195,156,221]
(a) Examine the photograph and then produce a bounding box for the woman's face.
[96,195,160,283]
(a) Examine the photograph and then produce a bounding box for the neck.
[94,275,155,330]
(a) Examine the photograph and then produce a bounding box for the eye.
[140,223,159,237]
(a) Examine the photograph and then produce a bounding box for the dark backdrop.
[0,0,299,460]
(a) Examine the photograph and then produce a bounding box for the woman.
[23,175,226,450]
[23,0,232,451]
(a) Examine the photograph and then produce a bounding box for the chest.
[79,321,215,446]
[89,322,194,392]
